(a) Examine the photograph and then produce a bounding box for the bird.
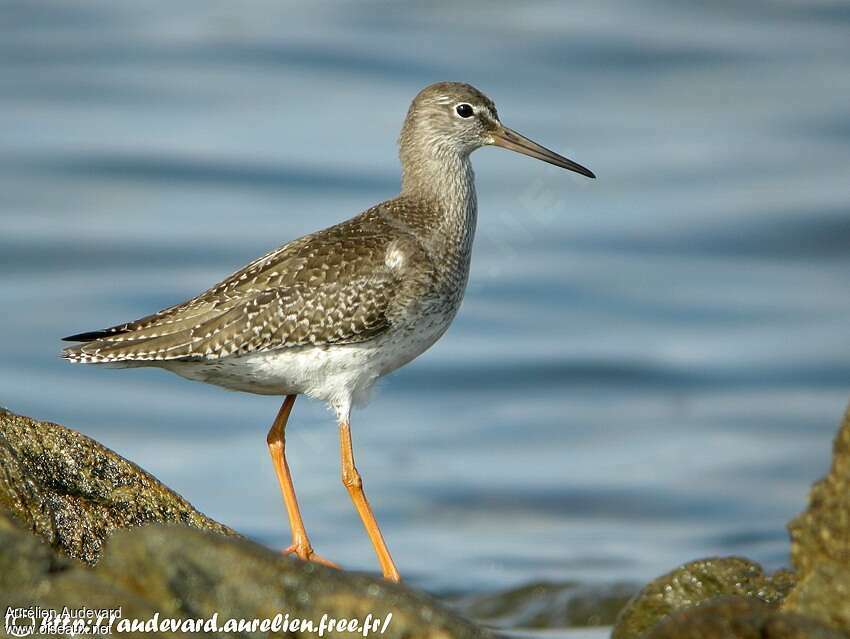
[62,82,595,582]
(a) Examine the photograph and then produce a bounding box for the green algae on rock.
[0,409,236,564]
[611,557,795,639]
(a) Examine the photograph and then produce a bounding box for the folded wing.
[62,273,398,363]
[62,213,418,363]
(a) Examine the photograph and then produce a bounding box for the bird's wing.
[62,211,429,363]
[63,275,398,362]
[62,222,363,343]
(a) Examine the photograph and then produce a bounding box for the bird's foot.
[282,543,340,569]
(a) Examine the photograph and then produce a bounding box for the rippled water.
[2,0,850,628]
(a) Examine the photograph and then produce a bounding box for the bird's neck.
[399,148,478,257]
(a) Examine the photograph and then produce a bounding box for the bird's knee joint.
[342,471,362,491]
[266,433,285,449]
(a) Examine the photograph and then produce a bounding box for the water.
[2,0,850,628]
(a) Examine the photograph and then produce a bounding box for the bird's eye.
[455,103,474,118]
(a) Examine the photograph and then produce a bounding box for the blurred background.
[2,0,850,617]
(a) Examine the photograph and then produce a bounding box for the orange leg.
[338,420,401,582]
[266,395,338,569]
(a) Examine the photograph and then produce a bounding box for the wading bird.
[63,82,594,581]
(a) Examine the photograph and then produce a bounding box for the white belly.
[160,315,450,418]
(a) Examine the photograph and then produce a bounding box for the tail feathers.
[60,300,230,362]
[62,300,224,350]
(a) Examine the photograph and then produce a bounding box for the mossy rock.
[782,405,850,632]
[0,409,235,564]
[0,509,488,638]
[645,596,848,639]
[611,557,795,639]
[787,405,850,576]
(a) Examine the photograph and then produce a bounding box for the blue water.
[2,0,850,606]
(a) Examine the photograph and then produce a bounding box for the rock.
[0,510,488,638]
[644,596,848,639]
[5,398,850,639]
[783,563,850,633]
[788,405,850,575]
[613,402,850,639]
[0,508,70,593]
[0,409,236,564]
[784,405,850,631]
[0,508,167,638]
[0,410,490,638]
[450,580,636,629]
[611,557,794,639]
[100,526,486,637]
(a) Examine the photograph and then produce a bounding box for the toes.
[281,544,304,559]
[281,545,340,569]
[308,553,340,569]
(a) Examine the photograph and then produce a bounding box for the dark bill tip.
[490,126,595,179]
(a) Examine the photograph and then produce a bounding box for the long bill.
[490,126,595,179]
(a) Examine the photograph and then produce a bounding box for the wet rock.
[644,596,848,639]
[611,557,794,639]
[450,580,636,629]
[0,409,236,564]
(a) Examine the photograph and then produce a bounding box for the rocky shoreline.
[1,405,849,638]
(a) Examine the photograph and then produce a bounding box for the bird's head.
[399,81,594,179]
